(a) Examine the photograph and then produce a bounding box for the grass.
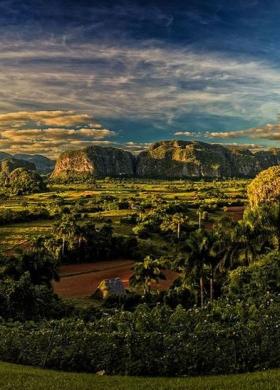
[0,362,279,390]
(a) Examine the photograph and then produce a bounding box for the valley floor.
[53,259,178,297]
[0,362,279,390]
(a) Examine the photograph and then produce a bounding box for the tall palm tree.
[197,207,208,229]
[252,203,280,251]
[172,213,188,240]
[211,216,235,272]
[211,210,266,275]
[160,213,188,239]
[129,256,166,295]
[180,228,214,306]
[227,208,268,268]
[53,213,80,257]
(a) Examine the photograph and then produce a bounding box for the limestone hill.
[51,140,280,180]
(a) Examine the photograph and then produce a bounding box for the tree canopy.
[248,165,280,207]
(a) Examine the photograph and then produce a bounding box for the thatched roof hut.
[93,277,126,299]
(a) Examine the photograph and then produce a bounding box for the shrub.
[0,299,280,375]
[1,168,46,195]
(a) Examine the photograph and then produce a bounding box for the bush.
[1,168,46,195]
[0,208,50,225]
[0,273,68,321]
[0,298,280,375]
[225,251,280,301]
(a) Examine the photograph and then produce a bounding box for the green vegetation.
[0,362,280,390]
[0,167,46,196]
[0,178,247,252]
[52,141,280,180]
[248,165,280,207]
[2,174,280,381]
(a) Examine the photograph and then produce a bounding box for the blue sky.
[1,0,280,156]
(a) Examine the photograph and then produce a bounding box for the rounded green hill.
[248,165,280,207]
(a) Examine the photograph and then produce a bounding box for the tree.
[0,247,59,288]
[210,216,235,272]
[179,229,214,306]
[1,167,46,195]
[129,256,166,295]
[225,251,280,301]
[197,207,208,229]
[227,213,267,267]
[251,203,280,251]
[53,213,81,257]
[160,213,188,239]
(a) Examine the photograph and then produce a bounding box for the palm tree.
[129,256,166,295]
[180,229,214,306]
[160,213,188,239]
[252,203,280,251]
[211,216,238,273]
[211,210,266,275]
[172,213,188,240]
[197,207,208,229]
[53,213,80,257]
[223,209,267,269]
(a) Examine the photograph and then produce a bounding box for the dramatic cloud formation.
[0,1,280,150]
[0,111,116,157]
[1,40,280,128]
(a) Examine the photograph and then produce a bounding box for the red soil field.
[226,206,245,221]
[53,207,244,298]
[53,259,178,298]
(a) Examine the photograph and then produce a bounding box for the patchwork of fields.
[0,178,248,299]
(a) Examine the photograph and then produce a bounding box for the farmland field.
[0,179,248,251]
[0,178,248,299]
[53,259,178,297]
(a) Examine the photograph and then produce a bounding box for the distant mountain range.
[0,152,55,173]
[51,140,280,180]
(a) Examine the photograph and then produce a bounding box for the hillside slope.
[14,154,55,173]
[51,140,280,180]
[51,145,135,180]
[136,141,280,178]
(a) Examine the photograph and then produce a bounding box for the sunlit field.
[0,178,248,253]
[0,178,248,301]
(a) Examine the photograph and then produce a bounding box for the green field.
[0,362,279,390]
[0,178,248,252]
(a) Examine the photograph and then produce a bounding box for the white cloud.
[205,123,280,140]
[0,39,280,126]
[174,131,197,136]
[0,110,116,157]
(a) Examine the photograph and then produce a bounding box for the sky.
[1,0,280,157]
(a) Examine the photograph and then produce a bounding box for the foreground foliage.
[1,293,280,376]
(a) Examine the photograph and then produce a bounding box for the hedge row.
[0,298,280,376]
